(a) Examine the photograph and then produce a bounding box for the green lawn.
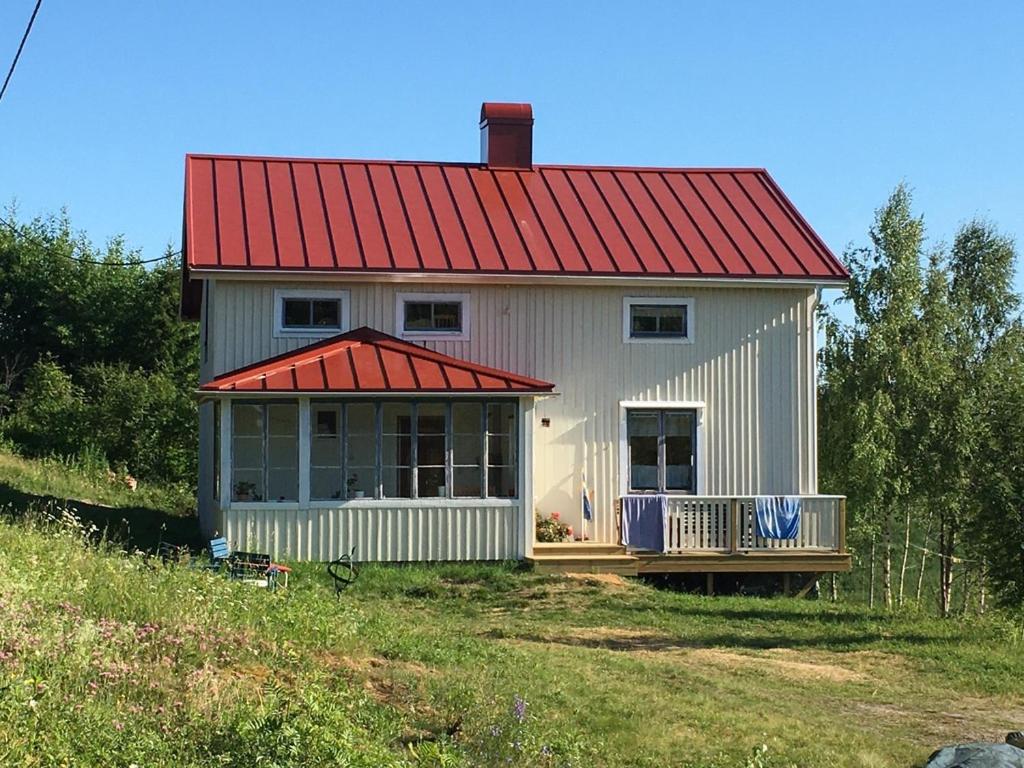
[0,453,1022,767]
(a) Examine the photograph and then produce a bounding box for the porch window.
[395,293,470,340]
[231,402,299,502]
[307,400,515,500]
[627,409,696,493]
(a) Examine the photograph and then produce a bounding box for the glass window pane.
[453,434,482,465]
[232,436,263,469]
[417,403,446,434]
[283,299,310,327]
[404,302,433,330]
[487,466,516,498]
[312,433,340,467]
[432,302,461,330]
[487,402,516,435]
[487,434,514,467]
[418,434,445,466]
[382,465,412,498]
[347,434,376,467]
[453,466,482,497]
[268,436,297,469]
[628,434,659,491]
[311,468,343,500]
[382,403,412,434]
[628,412,659,437]
[418,467,446,498]
[233,404,262,436]
[314,407,339,437]
[453,402,482,433]
[232,469,263,502]
[267,404,298,436]
[383,434,412,465]
[346,468,376,499]
[659,310,685,335]
[630,304,686,337]
[664,412,692,436]
[312,299,340,327]
[268,468,297,501]
[631,310,658,335]
[346,403,376,434]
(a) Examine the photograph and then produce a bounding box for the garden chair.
[156,540,187,565]
[196,536,232,572]
[327,546,359,595]
[228,551,280,591]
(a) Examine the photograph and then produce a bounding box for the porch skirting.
[215,502,523,562]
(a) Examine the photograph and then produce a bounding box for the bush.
[535,512,573,543]
[2,359,196,485]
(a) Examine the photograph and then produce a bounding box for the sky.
[1,1,1022,301]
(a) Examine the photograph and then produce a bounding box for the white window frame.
[273,288,350,338]
[618,400,705,497]
[395,292,471,341]
[622,296,694,344]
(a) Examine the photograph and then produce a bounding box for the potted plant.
[233,480,257,502]
[347,475,365,499]
[535,511,572,542]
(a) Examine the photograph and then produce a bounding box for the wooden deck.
[528,543,851,576]
[527,495,850,576]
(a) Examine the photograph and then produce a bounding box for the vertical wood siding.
[223,503,520,562]
[207,280,817,547]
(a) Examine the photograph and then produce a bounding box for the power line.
[0,0,43,105]
[0,214,179,266]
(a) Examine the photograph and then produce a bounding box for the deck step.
[526,552,639,576]
[532,542,626,556]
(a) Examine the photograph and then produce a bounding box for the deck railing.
[624,495,846,554]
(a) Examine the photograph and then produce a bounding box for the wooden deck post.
[729,498,740,553]
[838,497,847,554]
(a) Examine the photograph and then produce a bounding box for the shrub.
[535,512,573,543]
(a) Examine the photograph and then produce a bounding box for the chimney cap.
[480,102,533,125]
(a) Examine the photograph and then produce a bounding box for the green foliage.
[535,511,573,542]
[0,211,198,486]
[821,187,1023,611]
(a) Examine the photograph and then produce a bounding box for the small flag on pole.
[582,472,593,522]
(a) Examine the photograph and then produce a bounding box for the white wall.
[203,279,818,547]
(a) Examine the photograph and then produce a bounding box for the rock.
[1009,734,1024,750]
[925,742,1024,768]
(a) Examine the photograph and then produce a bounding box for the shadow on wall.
[0,482,201,552]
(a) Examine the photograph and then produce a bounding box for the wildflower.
[490,724,502,737]
[541,745,552,756]
[512,694,527,722]
[112,720,124,732]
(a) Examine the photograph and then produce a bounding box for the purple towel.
[620,494,669,553]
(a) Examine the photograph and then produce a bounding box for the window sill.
[398,331,470,342]
[272,328,344,340]
[227,498,520,511]
[624,336,693,345]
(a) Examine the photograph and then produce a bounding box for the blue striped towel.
[755,496,801,540]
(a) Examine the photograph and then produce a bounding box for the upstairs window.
[623,297,693,344]
[396,293,470,340]
[274,289,349,337]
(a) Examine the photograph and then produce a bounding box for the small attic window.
[274,289,350,337]
[395,293,470,341]
[623,297,693,344]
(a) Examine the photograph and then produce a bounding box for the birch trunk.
[869,538,877,609]
[915,515,933,604]
[898,507,912,606]
[883,514,894,610]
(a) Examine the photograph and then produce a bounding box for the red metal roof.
[200,327,555,394]
[183,155,847,282]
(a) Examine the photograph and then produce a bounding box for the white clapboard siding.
[220,503,521,562]
[205,280,818,546]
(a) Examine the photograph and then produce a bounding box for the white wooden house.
[181,103,850,576]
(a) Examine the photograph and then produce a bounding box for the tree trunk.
[938,521,955,618]
[979,562,987,615]
[960,566,972,616]
[830,573,838,603]
[883,514,894,609]
[915,515,932,604]
[898,507,912,607]
[869,537,877,609]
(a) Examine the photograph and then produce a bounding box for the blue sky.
[1,1,1021,297]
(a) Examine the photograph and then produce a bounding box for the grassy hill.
[0,451,1022,767]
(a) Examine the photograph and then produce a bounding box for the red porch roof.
[199,327,555,395]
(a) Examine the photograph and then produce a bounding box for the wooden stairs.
[527,542,639,575]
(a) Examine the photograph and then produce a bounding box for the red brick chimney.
[479,102,533,169]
